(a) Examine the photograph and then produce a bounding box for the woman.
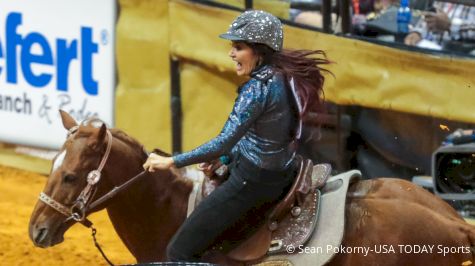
[143,10,331,261]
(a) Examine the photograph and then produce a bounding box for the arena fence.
[0,0,474,173]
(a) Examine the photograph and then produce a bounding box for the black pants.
[166,155,295,261]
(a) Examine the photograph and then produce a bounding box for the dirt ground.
[0,164,135,266]
[4,163,475,266]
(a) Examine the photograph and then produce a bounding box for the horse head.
[29,110,115,248]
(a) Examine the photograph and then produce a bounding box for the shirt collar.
[251,64,274,81]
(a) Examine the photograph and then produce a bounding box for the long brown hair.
[250,43,332,119]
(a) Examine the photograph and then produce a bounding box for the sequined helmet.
[219,10,283,52]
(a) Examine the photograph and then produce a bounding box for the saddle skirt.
[261,170,362,266]
[268,164,333,255]
[183,158,335,263]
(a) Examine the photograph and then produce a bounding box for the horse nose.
[31,224,49,247]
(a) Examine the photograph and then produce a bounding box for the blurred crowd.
[289,0,475,55]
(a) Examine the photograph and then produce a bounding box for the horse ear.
[88,123,107,150]
[59,110,77,130]
[97,123,107,142]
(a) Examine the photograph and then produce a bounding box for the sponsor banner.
[0,0,115,149]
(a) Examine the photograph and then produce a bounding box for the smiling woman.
[0,164,133,265]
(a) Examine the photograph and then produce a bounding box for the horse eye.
[63,174,77,183]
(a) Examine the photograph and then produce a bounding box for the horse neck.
[100,136,193,262]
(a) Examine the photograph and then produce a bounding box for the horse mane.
[109,128,171,157]
[109,128,192,197]
[77,118,169,157]
[109,128,144,151]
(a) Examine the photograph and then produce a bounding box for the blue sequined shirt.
[173,65,297,171]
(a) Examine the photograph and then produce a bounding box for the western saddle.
[199,156,332,263]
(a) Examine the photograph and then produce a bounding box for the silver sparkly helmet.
[219,10,283,52]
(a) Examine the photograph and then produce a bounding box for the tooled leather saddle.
[198,156,332,263]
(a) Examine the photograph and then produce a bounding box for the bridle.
[39,123,113,224]
[37,121,150,266]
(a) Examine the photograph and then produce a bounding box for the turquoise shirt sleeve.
[173,79,267,168]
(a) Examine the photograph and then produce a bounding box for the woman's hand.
[143,153,175,172]
[197,159,222,177]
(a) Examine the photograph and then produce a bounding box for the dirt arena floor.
[0,164,135,266]
[4,162,475,266]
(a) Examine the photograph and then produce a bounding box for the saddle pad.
[181,167,205,217]
[259,170,362,266]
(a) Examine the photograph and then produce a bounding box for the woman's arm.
[172,80,268,168]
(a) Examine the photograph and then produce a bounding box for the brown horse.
[29,111,475,265]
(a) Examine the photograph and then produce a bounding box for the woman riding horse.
[143,10,331,261]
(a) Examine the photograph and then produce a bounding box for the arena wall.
[1,0,475,173]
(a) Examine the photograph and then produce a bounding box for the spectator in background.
[290,0,378,30]
[405,1,475,50]
[290,0,338,29]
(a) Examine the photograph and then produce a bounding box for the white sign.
[0,0,116,149]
